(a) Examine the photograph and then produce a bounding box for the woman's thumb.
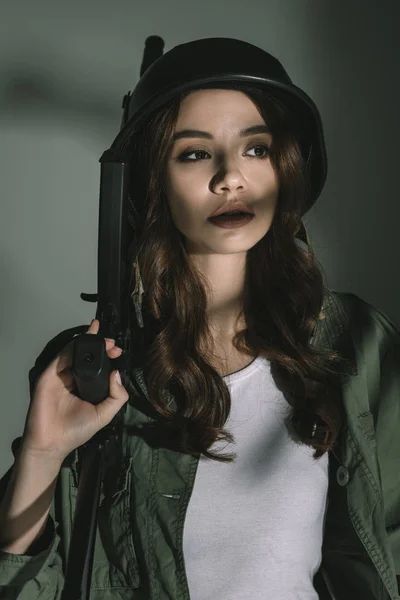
[96,370,129,428]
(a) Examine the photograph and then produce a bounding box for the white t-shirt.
[183,355,329,599]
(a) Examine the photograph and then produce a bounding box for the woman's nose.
[212,163,246,194]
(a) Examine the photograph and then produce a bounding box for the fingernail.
[115,371,122,385]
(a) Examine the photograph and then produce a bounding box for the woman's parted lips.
[208,200,255,218]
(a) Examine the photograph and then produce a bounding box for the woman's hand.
[20,319,129,462]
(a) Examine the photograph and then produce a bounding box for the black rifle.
[56,36,165,600]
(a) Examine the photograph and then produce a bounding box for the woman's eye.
[178,150,210,162]
[246,145,270,158]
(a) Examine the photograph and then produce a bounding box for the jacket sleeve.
[0,325,88,598]
[375,340,400,587]
[0,437,65,600]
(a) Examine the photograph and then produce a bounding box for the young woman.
[0,38,399,600]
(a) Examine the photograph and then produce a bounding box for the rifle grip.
[72,334,110,404]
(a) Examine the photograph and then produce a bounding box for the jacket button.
[336,466,349,486]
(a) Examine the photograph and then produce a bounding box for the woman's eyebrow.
[172,124,270,142]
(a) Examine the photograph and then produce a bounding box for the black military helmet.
[112,36,328,219]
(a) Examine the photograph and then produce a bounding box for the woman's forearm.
[0,444,63,554]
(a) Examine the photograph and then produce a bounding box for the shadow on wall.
[0,66,122,142]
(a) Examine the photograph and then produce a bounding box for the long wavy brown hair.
[122,83,350,462]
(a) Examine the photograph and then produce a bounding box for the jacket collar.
[313,287,357,377]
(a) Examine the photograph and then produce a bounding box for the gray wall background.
[1,0,399,474]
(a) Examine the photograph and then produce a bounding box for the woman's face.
[164,89,279,255]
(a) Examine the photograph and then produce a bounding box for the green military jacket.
[1,289,400,599]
